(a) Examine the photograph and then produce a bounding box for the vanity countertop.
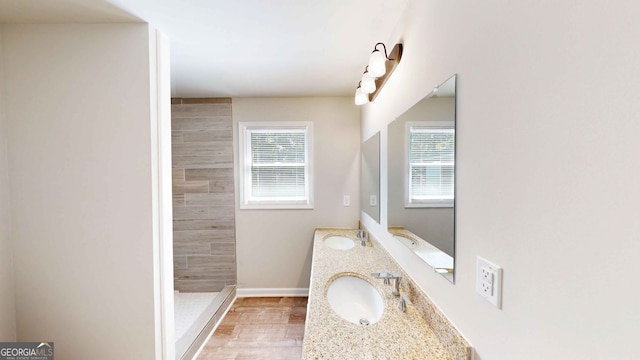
[302,228,469,360]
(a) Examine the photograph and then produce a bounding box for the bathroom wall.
[233,97,360,293]
[0,26,17,341]
[3,24,166,359]
[361,1,640,359]
[171,98,236,292]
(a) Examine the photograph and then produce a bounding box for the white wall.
[361,1,640,359]
[0,26,17,342]
[360,132,380,222]
[233,97,360,291]
[3,24,164,359]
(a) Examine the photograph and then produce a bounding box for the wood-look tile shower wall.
[171,98,236,292]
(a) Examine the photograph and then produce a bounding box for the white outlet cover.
[476,256,503,309]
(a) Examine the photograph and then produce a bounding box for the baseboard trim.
[237,288,309,297]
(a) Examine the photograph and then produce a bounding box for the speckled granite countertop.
[302,228,471,360]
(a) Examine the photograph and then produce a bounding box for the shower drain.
[359,318,370,326]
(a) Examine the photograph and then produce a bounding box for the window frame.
[405,121,455,208]
[238,121,314,210]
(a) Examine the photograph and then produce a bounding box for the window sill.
[405,201,453,209]
[239,203,314,210]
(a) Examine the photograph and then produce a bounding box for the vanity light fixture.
[368,43,389,77]
[354,82,369,106]
[360,67,376,94]
[354,42,403,105]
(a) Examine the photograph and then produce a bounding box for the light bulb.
[368,49,387,77]
[354,87,369,105]
[361,72,376,94]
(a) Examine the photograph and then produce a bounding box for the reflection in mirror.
[387,75,456,282]
[361,132,380,223]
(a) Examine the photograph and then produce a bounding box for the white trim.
[150,28,175,360]
[408,120,454,129]
[405,201,453,208]
[236,288,310,297]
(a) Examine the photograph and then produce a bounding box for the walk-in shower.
[171,98,237,360]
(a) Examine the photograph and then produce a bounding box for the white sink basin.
[326,275,384,325]
[324,236,355,250]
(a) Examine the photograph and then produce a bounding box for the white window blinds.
[408,124,454,205]
[239,122,313,209]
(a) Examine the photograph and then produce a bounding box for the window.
[406,121,454,207]
[239,122,313,209]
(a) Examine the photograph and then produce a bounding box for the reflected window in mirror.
[407,122,454,208]
[387,74,457,282]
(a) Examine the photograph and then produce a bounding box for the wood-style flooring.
[197,297,308,360]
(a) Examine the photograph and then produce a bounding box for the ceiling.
[0,0,409,98]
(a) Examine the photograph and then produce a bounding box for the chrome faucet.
[371,271,402,296]
[356,230,367,246]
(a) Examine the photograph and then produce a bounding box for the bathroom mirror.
[387,74,456,282]
[361,132,380,223]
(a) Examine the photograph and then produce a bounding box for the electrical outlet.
[343,195,350,206]
[476,257,502,309]
[481,266,491,281]
[480,280,492,295]
[369,195,377,206]
[479,266,493,297]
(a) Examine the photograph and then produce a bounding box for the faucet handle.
[398,293,412,312]
[371,271,391,285]
[381,267,402,279]
[400,293,412,304]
